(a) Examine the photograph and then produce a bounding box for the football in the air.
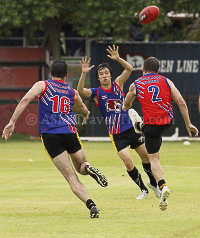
[139,6,160,25]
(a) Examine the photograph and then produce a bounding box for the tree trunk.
[23,27,37,47]
[47,19,62,60]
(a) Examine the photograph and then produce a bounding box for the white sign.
[126,55,144,71]
[126,55,199,73]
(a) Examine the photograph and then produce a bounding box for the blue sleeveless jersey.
[90,81,132,134]
[38,79,77,135]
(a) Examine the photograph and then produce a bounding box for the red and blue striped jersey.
[134,74,174,125]
[90,81,132,134]
[38,79,77,135]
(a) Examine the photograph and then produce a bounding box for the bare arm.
[107,45,133,89]
[73,90,90,125]
[77,57,94,97]
[122,83,136,111]
[168,79,198,137]
[2,81,45,140]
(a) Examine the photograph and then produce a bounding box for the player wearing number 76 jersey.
[122,56,199,211]
[2,60,108,219]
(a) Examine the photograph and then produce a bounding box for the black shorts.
[41,133,83,159]
[143,122,172,154]
[110,127,144,153]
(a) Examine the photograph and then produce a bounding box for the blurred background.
[0,0,199,137]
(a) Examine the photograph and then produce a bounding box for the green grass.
[0,138,200,238]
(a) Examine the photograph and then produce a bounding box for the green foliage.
[175,0,200,13]
[157,20,191,42]
[1,0,200,57]
[0,0,169,49]
[73,0,152,39]
[174,0,200,41]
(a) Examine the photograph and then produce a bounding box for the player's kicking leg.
[85,165,108,187]
[128,108,143,134]
[70,148,108,187]
[52,151,100,218]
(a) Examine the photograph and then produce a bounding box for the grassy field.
[0,136,200,238]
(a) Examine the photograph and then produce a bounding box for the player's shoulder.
[164,77,174,87]
[33,80,46,89]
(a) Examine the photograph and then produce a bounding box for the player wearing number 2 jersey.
[123,56,198,211]
[134,74,173,125]
[2,60,108,218]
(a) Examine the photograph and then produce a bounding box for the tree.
[174,0,200,41]
[0,0,81,59]
[165,0,200,41]
[0,0,175,59]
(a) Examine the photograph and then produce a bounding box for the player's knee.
[124,158,134,170]
[77,161,88,175]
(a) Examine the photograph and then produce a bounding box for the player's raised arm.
[106,45,133,89]
[77,56,94,97]
[122,83,136,111]
[167,79,198,137]
[2,81,45,140]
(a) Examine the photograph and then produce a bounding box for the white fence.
[80,128,200,142]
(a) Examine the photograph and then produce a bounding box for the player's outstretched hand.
[79,56,94,73]
[186,124,199,137]
[82,111,90,125]
[106,45,119,60]
[2,121,15,141]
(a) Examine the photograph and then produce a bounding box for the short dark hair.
[50,60,68,78]
[143,57,159,73]
[96,63,113,79]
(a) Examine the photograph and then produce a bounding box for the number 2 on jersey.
[148,85,162,103]
[50,95,70,113]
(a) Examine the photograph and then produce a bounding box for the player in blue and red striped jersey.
[2,60,108,218]
[78,45,160,200]
[123,56,199,210]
